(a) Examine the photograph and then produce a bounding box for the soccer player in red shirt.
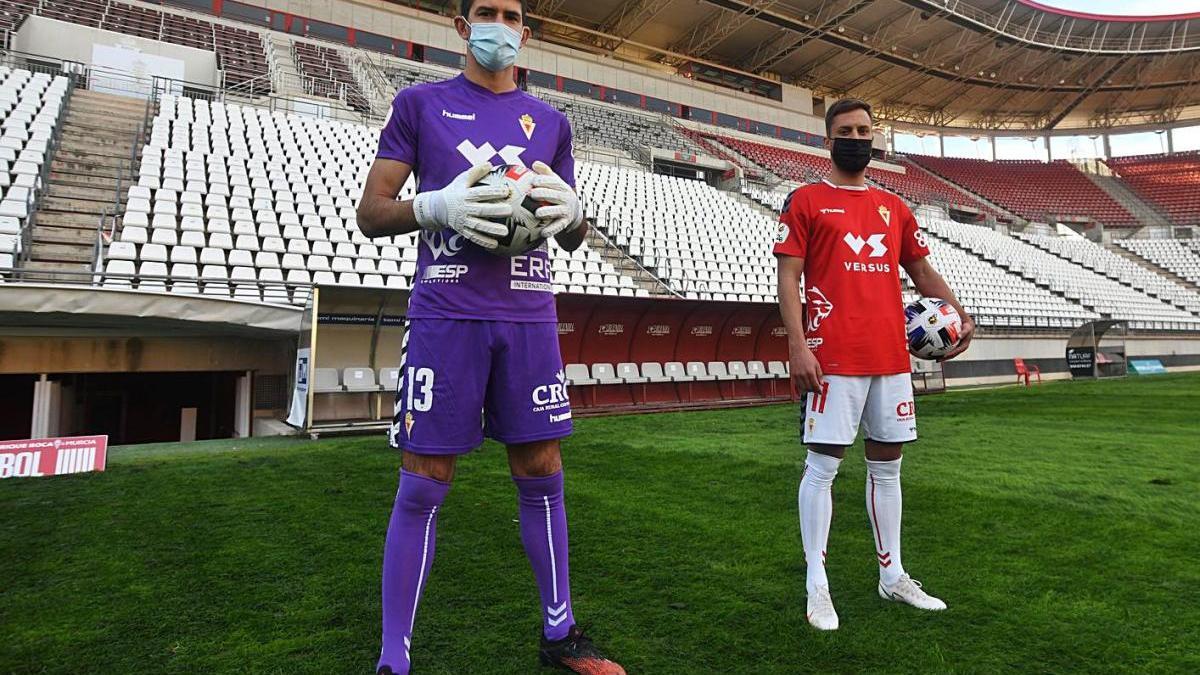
[775,99,974,631]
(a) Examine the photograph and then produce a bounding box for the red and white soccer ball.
[905,297,963,360]
[476,164,547,257]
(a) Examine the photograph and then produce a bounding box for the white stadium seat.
[564,363,596,386]
[687,362,717,382]
[313,368,344,393]
[664,362,692,382]
[342,368,378,392]
[640,362,670,383]
[617,363,646,384]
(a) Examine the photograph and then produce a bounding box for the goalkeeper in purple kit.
[356,1,625,673]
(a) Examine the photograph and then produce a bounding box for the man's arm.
[902,257,975,360]
[777,255,823,393]
[356,159,419,239]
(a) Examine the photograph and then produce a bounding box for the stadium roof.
[518,0,1200,132]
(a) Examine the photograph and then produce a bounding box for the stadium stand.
[106,94,642,300]
[382,62,443,91]
[742,185,788,214]
[0,67,70,276]
[536,90,705,158]
[1106,151,1200,227]
[676,126,771,181]
[921,212,1200,330]
[1114,238,1200,287]
[1015,232,1200,315]
[35,62,1200,332]
[585,162,777,302]
[691,129,996,216]
[901,229,1099,329]
[4,0,270,95]
[910,156,1137,227]
[292,41,369,113]
[0,0,38,36]
[710,132,829,184]
[109,87,1199,329]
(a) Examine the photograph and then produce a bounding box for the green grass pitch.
[3,374,1199,673]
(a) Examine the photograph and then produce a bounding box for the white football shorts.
[800,373,918,446]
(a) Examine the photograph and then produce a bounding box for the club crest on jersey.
[404,412,414,436]
[878,205,891,226]
[519,113,536,140]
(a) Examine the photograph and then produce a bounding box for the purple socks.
[378,470,450,675]
[379,469,576,675]
[514,470,576,640]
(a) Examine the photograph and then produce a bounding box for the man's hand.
[529,160,583,239]
[939,315,976,361]
[412,163,511,250]
[790,345,824,394]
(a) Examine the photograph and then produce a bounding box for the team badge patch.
[878,205,891,226]
[404,412,415,436]
[519,113,536,140]
[776,222,790,244]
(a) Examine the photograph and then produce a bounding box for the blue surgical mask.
[464,20,522,72]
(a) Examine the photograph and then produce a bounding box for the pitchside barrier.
[0,435,108,480]
[285,285,948,435]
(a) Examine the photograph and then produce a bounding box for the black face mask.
[830,137,874,173]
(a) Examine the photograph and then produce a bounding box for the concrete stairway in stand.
[28,89,144,280]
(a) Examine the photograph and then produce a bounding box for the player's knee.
[809,444,848,460]
[507,440,563,478]
[865,441,903,462]
[402,451,457,483]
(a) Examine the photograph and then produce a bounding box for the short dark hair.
[460,0,527,21]
[825,98,873,136]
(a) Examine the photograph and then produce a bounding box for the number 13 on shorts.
[406,367,435,412]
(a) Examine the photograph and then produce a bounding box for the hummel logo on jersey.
[457,139,526,167]
[820,208,847,215]
[442,109,476,121]
[547,602,569,627]
[844,233,887,258]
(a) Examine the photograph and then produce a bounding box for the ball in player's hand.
[905,297,963,360]
[475,164,548,257]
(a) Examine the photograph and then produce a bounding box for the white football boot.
[806,585,840,630]
[878,575,947,611]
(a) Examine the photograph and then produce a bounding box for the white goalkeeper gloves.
[529,161,584,239]
[412,163,510,250]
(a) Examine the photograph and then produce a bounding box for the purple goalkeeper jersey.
[376,75,575,323]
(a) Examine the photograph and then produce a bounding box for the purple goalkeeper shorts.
[389,319,573,454]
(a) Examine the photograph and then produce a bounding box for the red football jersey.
[774,180,929,375]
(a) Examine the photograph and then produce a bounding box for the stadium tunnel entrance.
[0,374,36,440]
[54,372,241,445]
[0,288,300,443]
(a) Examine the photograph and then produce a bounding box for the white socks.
[798,450,841,595]
[801,453,908,593]
[865,458,905,586]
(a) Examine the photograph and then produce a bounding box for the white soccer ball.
[905,297,963,360]
[475,164,546,257]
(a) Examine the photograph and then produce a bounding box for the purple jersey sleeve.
[551,114,575,189]
[376,90,417,166]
